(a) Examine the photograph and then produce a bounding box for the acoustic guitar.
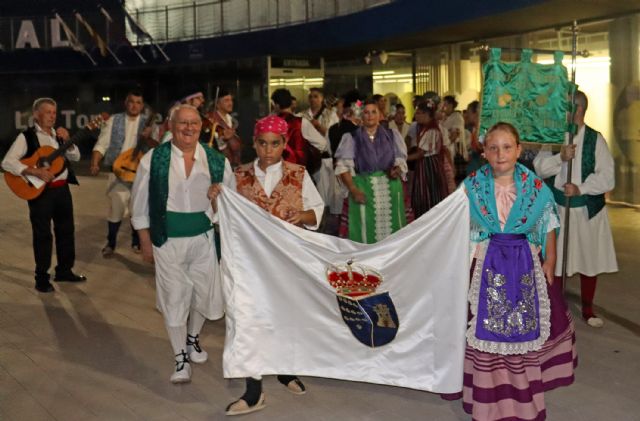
[4,114,108,200]
[112,111,159,183]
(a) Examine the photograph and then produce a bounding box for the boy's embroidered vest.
[103,113,147,166]
[23,127,78,185]
[234,161,305,221]
[546,125,605,219]
[148,142,225,247]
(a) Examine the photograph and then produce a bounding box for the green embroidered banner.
[480,48,569,144]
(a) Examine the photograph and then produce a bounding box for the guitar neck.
[45,128,88,162]
[134,113,158,152]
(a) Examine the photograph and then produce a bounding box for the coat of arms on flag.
[327,259,399,347]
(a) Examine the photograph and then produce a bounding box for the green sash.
[348,171,406,244]
[166,211,212,237]
[547,125,605,219]
[149,142,225,247]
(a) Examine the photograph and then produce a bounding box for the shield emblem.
[337,291,399,347]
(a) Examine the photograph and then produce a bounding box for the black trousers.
[27,184,75,283]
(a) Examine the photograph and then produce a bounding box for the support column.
[609,15,640,204]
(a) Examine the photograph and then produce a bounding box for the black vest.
[22,127,79,185]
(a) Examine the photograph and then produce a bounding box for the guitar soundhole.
[38,157,50,168]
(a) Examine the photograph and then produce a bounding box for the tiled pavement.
[0,174,638,420]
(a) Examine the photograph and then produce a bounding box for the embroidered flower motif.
[521,216,528,224]
[534,178,543,190]
[469,171,477,178]
[521,172,528,183]
[481,206,488,215]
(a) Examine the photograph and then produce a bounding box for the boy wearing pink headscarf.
[208,115,324,416]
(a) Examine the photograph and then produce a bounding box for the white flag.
[218,188,470,393]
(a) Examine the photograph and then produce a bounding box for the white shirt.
[533,125,617,276]
[217,111,233,128]
[533,125,614,196]
[389,120,410,140]
[441,112,465,143]
[93,114,141,156]
[1,123,80,182]
[334,128,408,177]
[301,118,329,153]
[416,128,442,157]
[131,142,235,230]
[302,108,339,140]
[251,159,325,230]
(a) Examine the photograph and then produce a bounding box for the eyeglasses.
[176,120,201,127]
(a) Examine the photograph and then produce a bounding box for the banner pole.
[561,20,579,293]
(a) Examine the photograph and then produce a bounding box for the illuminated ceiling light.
[537,56,611,68]
[379,51,388,65]
[383,73,412,79]
[373,70,394,75]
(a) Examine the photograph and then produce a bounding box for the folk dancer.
[208,115,324,416]
[131,104,235,383]
[533,90,618,327]
[453,122,576,420]
[334,99,409,243]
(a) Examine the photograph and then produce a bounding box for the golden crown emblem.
[326,259,383,298]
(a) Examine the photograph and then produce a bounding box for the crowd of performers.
[1,85,618,419]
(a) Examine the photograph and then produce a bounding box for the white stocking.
[166,325,187,356]
[187,309,206,337]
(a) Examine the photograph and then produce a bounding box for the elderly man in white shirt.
[2,97,85,292]
[131,104,235,383]
[533,90,618,328]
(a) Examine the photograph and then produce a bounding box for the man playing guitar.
[90,89,150,257]
[1,97,86,292]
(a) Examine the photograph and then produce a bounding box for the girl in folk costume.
[407,102,450,218]
[208,115,324,416]
[334,99,410,243]
[453,123,576,421]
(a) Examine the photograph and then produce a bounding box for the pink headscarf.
[254,115,288,139]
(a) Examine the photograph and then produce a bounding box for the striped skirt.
[411,154,448,219]
[461,276,577,421]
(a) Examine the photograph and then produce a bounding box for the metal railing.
[129,0,393,44]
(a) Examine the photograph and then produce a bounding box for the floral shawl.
[464,163,558,257]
